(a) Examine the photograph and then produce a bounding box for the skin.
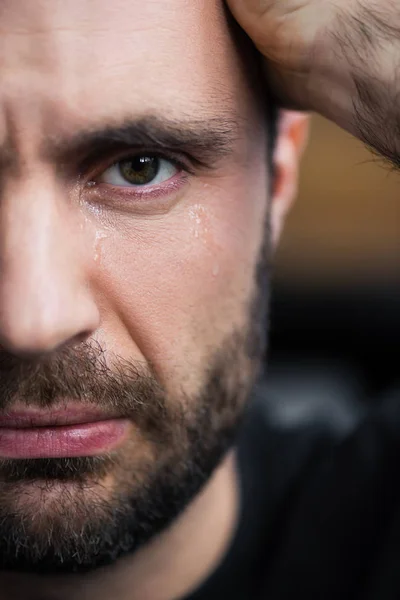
[0,1,308,598]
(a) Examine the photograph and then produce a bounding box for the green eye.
[118,156,159,185]
[99,155,178,187]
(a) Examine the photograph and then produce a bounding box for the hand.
[227,0,400,168]
[226,0,344,108]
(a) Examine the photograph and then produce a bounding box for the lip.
[0,405,130,459]
[0,406,118,428]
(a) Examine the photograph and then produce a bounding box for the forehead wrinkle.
[0,0,263,169]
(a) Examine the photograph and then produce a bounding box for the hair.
[266,95,279,179]
[225,7,280,179]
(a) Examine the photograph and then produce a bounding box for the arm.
[227,0,400,169]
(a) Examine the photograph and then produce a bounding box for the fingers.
[227,0,271,15]
[225,0,285,59]
[226,0,320,109]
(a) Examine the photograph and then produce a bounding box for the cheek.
[90,167,268,392]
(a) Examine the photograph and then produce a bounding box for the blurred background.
[267,115,400,431]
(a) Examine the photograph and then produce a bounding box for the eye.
[98,155,179,187]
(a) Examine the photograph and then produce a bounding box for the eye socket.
[98,155,179,187]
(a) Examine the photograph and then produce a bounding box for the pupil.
[119,156,159,185]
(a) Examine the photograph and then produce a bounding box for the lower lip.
[0,419,130,459]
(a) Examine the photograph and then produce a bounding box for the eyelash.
[83,150,192,207]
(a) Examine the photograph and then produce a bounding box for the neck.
[0,450,240,600]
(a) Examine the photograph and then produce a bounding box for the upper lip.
[0,405,117,428]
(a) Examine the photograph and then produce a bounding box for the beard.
[0,251,269,574]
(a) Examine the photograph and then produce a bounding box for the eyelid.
[82,147,195,184]
[84,163,190,216]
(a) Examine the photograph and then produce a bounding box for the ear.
[270,110,310,249]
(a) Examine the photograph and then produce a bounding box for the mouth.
[0,405,130,459]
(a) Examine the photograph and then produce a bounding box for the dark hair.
[266,96,279,177]
[224,7,280,182]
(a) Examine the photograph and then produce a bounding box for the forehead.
[0,0,260,136]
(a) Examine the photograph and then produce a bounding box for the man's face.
[0,0,272,571]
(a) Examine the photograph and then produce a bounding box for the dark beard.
[0,250,269,574]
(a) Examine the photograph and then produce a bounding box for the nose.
[0,174,99,357]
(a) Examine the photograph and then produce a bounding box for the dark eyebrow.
[41,115,241,168]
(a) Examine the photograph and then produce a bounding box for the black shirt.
[186,382,400,599]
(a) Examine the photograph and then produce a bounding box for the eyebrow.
[40,115,241,168]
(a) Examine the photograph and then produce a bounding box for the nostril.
[0,304,99,359]
[71,330,93,346]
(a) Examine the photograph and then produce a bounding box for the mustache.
[0,341,171,438]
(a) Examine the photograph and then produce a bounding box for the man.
[0,0,397,599]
